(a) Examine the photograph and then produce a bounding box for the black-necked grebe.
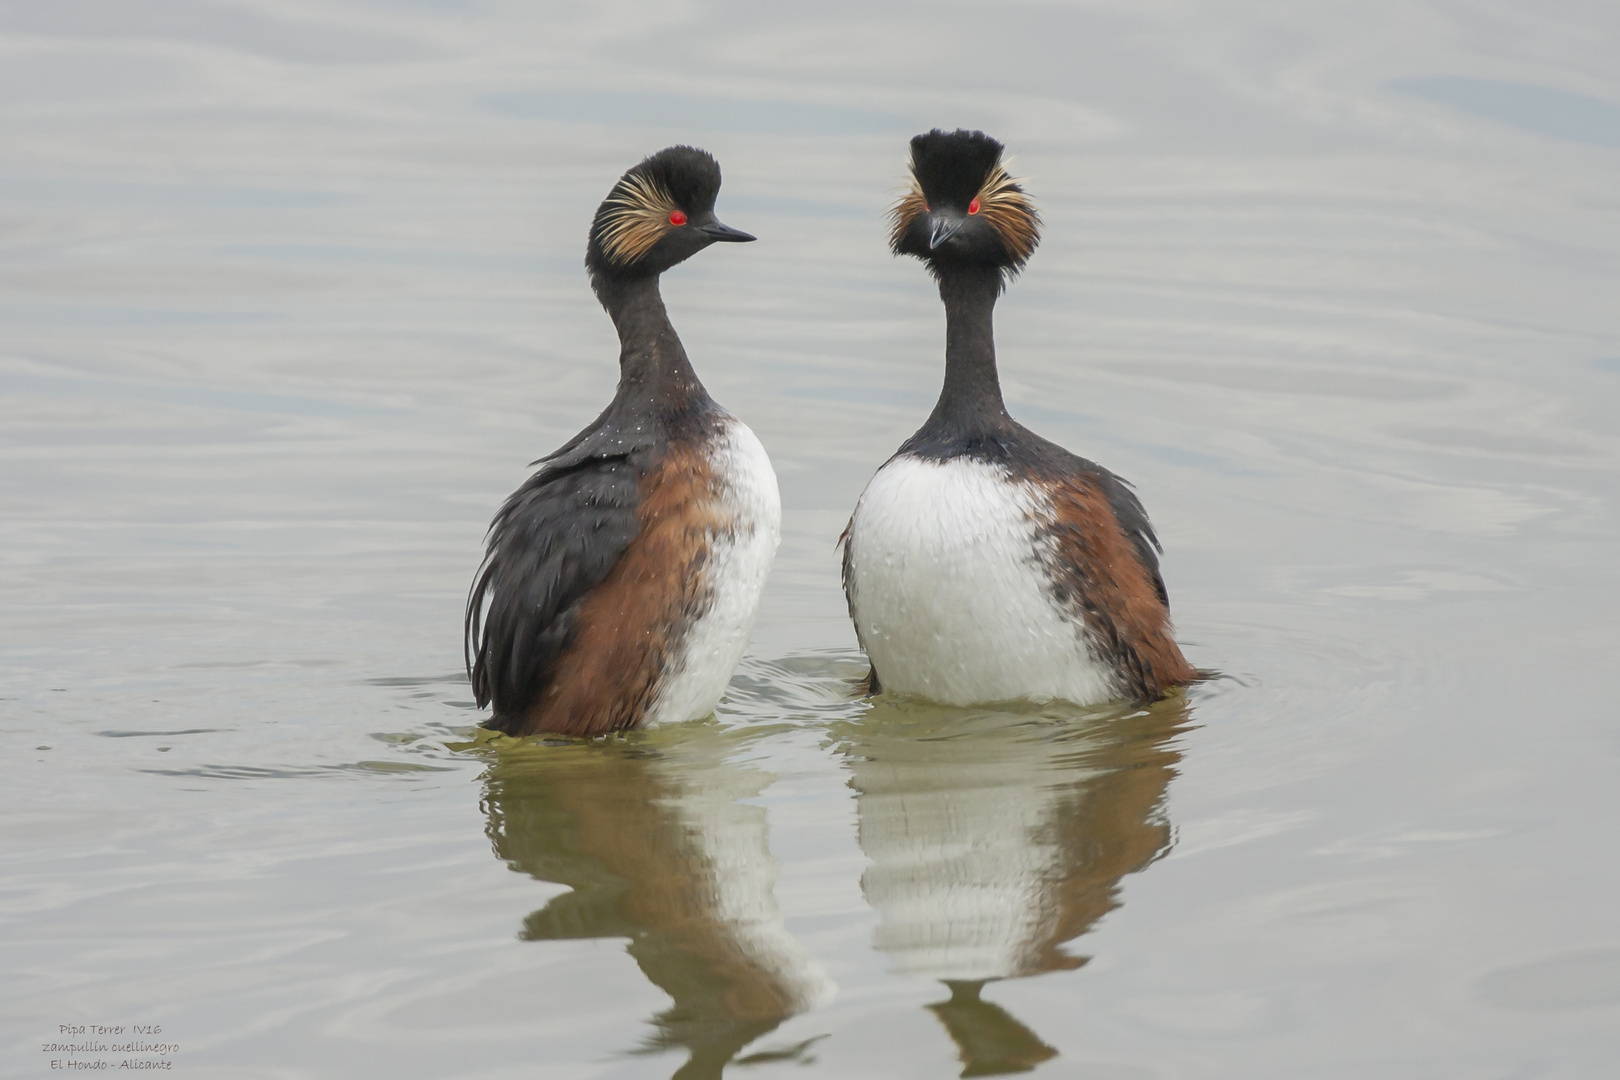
[466,146,778,736]
[842,129,1194,706]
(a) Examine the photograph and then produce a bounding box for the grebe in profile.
[841,129,1194,706]
[466,146,778,737]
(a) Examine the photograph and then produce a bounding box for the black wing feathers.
[465,453,641,730]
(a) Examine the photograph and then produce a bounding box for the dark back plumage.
[465,448,644,725]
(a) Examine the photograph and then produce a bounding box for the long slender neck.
[921,265,1008,435]
[595,274,706,411]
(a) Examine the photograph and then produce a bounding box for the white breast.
[647,418,781,725]
[845,454,1118,706]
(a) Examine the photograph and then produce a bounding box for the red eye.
[968,197,981,215]
[669,210,687,226]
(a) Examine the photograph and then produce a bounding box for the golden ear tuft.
[598,172,680,266]
[888,176,929,254]
[974,161,1040,268]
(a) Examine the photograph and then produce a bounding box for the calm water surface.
[3,3,1619,1077]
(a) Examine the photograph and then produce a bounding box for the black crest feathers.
[890,128,1041,277]
[911,129,1004,207]
[586,145,724,283]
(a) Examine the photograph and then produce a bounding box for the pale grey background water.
[3,2,1618,1077]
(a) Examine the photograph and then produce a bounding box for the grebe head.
[890,129,1041,285]
[585,145,754,292]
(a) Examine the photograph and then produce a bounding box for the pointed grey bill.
[698,219,756,242]
[929,214,965,249]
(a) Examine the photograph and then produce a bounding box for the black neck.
[918,266,1009,439]
[595,274,707,411]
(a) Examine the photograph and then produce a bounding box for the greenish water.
[4,3,1620,1078]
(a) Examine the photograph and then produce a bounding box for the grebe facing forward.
[842,129,1194,707]
[466,146,779,737]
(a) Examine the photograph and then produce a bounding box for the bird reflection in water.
[478,730,834,1080]
[831,694,1191,1077]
